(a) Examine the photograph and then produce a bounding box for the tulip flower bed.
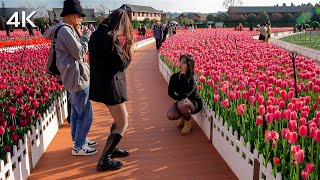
[160,30,320,180]
[0,46,64,162]
[0,29,42,40]
[0,38,50,48]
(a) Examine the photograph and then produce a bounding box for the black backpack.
[49,24,70,75]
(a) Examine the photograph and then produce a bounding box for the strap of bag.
[49,24,70,75]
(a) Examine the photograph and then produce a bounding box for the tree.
[34,17,48,27]
[96,4,106,16]
[282,13,294,23]
[270,13,283,23]
[142,18,151,25]
[206,14,215,21]
[222,0,243,10]
[307,3,314,7]
[282,3,286,6]
[246,13,257,24]
[257,12,269,23]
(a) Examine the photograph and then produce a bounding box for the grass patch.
[280,32,320,50]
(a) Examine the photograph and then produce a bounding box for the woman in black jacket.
[167,54,203,135]
[89,9,133,171]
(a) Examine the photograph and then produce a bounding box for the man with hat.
[44,0,97,156]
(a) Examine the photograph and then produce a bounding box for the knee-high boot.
[97,133,123,171]
[109,123,129,158]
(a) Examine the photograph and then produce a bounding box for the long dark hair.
[179,54,195,78]
[102,9,133,60]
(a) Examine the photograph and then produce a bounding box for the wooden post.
[253,158,260,180]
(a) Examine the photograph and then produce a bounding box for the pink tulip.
[294,150,305,163]
[282,109,290,120]
[214,94,220,102]
[288,132,298,144]
[288,120,297,132]
[265,130,272,143]
[290,111,297,120]
[279,100,286,109]
[291,145,301,156]
[280,90,287,100]
[197,85,202,91]
[221,99,229,108]
[0,126,4,135]
[258,96,264,105]
[274,110,281,120]
[12,134,19,142]
[281,128,289,139]
[265,113,274,124]
[256,116,263,125]
[199,75,206,83]
[258,105,265,115]
[267,105,274,114]
[315,129,320,142]
[310,127,317,139]
[236,104,245,115]
[271,131,279,141]
[287,90,294,99]
[248,96,255,105]
[228,91,235,100]
[301,170,309,179]
[304,163,314,174]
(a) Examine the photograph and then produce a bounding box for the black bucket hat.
[60,0,86,17]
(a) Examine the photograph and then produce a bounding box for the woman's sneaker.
[72,145,98,156]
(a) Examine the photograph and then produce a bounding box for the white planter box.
[134,38,155,50]
[0,92,67,179]
[0,135,30,180]
[55,91,68,126]
[158,58,282,180]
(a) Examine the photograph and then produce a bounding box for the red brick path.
[28,43,237,180]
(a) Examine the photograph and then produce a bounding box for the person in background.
[153,22,163,50]
[250,23,254,31]
[141,24,146,36]
[26,18,35,36]
[4,17,10,37]
[89,23,96,32]
[258,23,267,41]
[137,24,142,35]
[265,21,272,43]
[89,8,133,171]
[167,54,203,135]
[162,23,168,42]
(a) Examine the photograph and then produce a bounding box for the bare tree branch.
[222,0,243,10]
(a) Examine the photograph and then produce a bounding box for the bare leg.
[107,103,129,136]
[167,103,180,120]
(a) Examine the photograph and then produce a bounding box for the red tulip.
[256,116,263,125]
[7,106,17,117]
[288,132,298,144]
[9,125,16,133]
[299,118,307,126]
[274,110,281,120]
[287,90,294,99]
[273,157,280,165]
[280,90,287,100]
[279,100,286,109]
[267,105,273,114]
[12,134,19,142]
[282,109,290,120]
[271,131,279,141]
[290,111,297,120]
[197,85,202,91]
[259,85,265,92]
[5,145,11,152]
[258,105,265,115]
[298,125,308,137]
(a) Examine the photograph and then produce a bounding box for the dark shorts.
[190,98,203,114]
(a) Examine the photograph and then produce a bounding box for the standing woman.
[167,54,203,135]
[89,9,133,171]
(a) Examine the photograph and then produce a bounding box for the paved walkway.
[28,43,237,180]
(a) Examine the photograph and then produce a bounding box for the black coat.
[89,24,131,106]
[168,73,203,113]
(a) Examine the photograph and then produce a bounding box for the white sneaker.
[72,145,98,156]
[72,139,98,147]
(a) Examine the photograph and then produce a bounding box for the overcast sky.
[2,0,319,13]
